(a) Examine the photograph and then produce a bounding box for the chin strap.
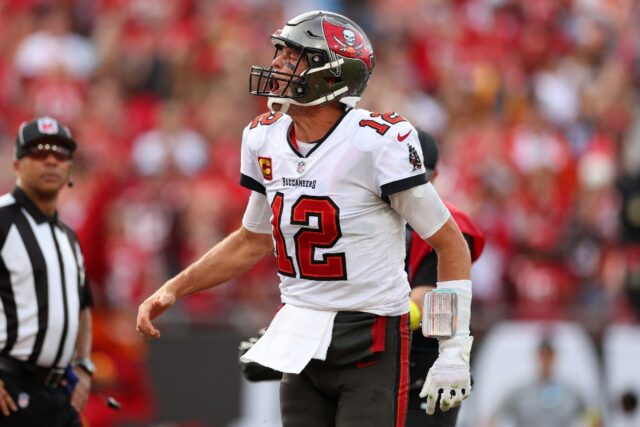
[268,97,290,114]
[267,87,353,114]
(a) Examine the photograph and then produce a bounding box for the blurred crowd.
[1,0,640,425]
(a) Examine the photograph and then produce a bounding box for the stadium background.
[0,0,639,425]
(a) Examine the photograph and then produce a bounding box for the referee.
[0,117,95,426]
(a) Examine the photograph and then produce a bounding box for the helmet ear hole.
[306,52,328,68]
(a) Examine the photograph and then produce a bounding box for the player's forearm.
[424,218,472,338]
[165,227,273,299]
[427,218,471,281]
[74,308,92,359]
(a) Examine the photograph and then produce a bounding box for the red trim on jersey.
[288,125,299,151]
[395,313,410,427]
[355,359,378,368]
[408,200,485,283]
[371,316,386,353]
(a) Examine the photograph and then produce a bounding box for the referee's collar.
[12,187,62,226]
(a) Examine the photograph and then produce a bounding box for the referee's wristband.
[71,358,96,376]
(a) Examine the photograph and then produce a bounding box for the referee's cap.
[416,128,439,181]
[15,116,77,159]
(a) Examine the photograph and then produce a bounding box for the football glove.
[238,329,283,382]
[419,335,473,414]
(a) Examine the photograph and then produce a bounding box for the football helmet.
[250,10,375,112]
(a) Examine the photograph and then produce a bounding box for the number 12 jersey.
[240,108,427,316]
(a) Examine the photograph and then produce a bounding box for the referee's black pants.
[0,370,81,427]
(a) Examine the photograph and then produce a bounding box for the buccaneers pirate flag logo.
[323,19,373,71]
[408,144,422,172]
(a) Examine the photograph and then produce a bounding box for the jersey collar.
[286,109,350,158]
[12,186,61,226]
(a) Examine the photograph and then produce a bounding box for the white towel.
[240,304,337,374]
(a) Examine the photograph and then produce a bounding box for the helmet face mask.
[249,11,375,112]
[250,45,311,100]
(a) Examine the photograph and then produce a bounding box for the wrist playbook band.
[422,279,472,338]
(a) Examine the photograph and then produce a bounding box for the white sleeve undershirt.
[241,191,273,234]
[389,182,451,239]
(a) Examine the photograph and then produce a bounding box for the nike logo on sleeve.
[397,130,411,142]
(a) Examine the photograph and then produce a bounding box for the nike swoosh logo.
[397,130,411,142]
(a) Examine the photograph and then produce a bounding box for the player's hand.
[419,335,473,414]
[136,287,177,338]
[0,379,17,416]
[70,368,91,412]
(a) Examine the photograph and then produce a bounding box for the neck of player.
[288,103,346,143]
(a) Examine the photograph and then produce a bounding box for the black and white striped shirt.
[0,187,92,369]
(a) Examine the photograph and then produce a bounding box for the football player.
[137,10,473,427]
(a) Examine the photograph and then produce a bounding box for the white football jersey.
[240,108,427,316]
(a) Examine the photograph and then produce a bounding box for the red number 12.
[271,193,347,280]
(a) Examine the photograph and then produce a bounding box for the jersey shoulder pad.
[243,111,291,149]
[246,111,288,132]
[351,109,416,145]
